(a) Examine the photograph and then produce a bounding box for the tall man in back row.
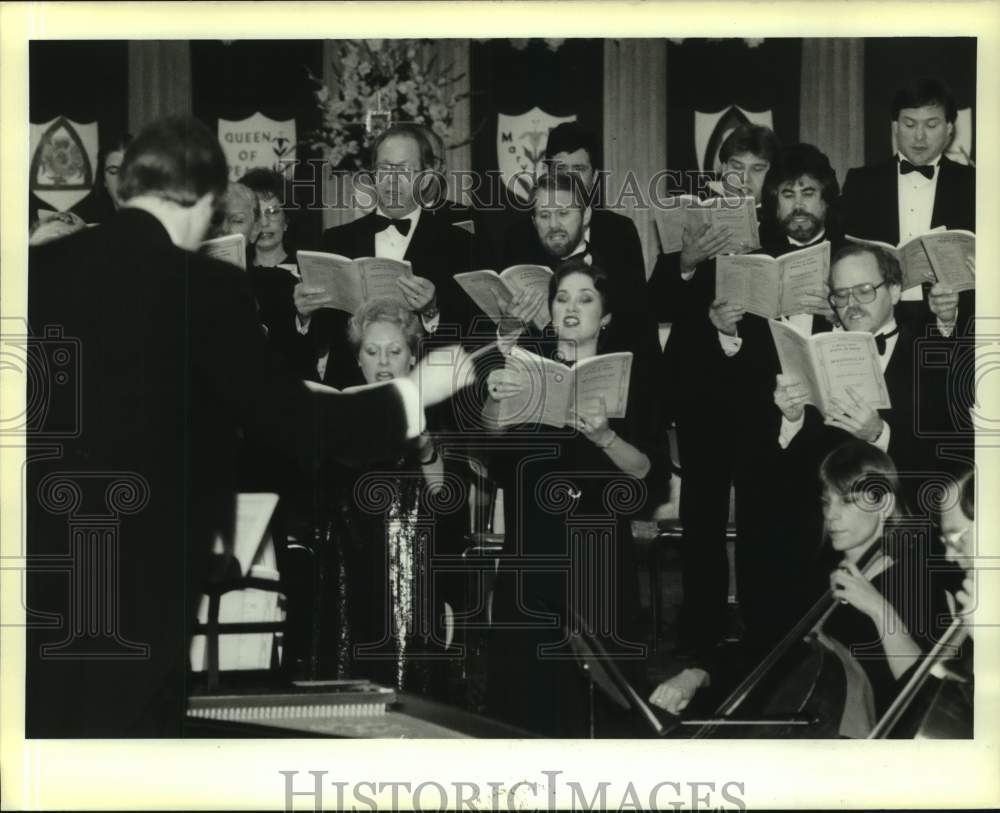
[840,77,975,337]
[26,116,471,737]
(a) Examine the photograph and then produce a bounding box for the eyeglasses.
[260,204,283,219]
[828,281,887,309]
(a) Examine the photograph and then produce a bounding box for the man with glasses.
[295,123,473,388]
[774,243,958,517]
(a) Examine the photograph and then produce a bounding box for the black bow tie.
[374,214,412,236]
[875,326,899,356]
[899,159,935,180]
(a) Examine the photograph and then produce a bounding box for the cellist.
[650,441,955,732]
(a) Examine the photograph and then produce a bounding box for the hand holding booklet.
[200,233,247,270]
[454,264,553,330]
[716,241,830,319]
[653,195,760,255]
[296,250,413,313]
[846,230,975,292]
[769,320,891,415]
[497,346,633,429]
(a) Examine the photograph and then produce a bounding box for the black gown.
[484,340,667,736]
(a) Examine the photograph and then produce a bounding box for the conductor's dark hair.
[544,121,600,167]
[719,124,780,165]
[371,123,436,171]
[118,116,228,206]
[831,242,903,288]
[819,440,903,518]
[548,256,615,317]
[892,78,958,124]
[762,143,840,213]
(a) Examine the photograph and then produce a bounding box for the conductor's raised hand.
[397,274,437,313]
[293,281,333,321]
[409,345,475,407]
[709,297,744,336]
[774,374,809,422]
[680,222,733,274]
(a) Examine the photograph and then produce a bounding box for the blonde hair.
[348,297,421,355]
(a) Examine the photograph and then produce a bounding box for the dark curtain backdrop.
[469,38,604,265]
[863,38,976,164]
[29,40,129,222]
[666,38,802,190]
[190,40,325,249]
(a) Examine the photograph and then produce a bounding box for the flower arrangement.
[308,39,469,171]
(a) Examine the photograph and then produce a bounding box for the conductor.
[25,116,473,737]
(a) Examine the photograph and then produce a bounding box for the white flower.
[358,61,371,77]
[366,39,384,52]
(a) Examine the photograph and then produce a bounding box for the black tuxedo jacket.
[500,207,655,360]
[841,155,975,245]
[26,208,411,736]
[841,156,976,336]
[307,208,474,387]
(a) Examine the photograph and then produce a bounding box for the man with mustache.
[774,243,960,516]
[840,78,975,338]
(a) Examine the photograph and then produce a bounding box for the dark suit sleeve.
[191,260,410,468]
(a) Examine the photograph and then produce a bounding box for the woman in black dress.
[482,258,667,736]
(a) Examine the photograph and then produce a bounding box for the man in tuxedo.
[26,116,470,737]
[295,123,474,388]
[775,243,962,526]
[646,125,779,654]
[501,122,653,356]
[840,78,975,337]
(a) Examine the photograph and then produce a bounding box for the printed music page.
[571,351,633,419]
[811,331,891,412]
[922,230,976,291]
[296,250,363,313]
[357,256,413,301]
[717,255,783,319]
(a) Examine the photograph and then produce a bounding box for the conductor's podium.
[185,678,533,738]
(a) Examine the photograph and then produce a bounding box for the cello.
[679,540,889,739]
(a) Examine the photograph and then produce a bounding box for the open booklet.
[653,194,760,255]
[716,241,830,319]
[296,250,413,313]
[769,320,891,416]
[190,493,283,672]
[846,230,975,292]
[200,233,247,270]
[497,346,633,429]
[454,264,553,330]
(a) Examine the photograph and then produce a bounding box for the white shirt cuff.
[296,315,311,335]
[870,420,891,452]
[778,414,805,449]
[391,377,425,439]
[718,331,742,356]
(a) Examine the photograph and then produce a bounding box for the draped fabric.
[127,41,191,134]
[799,38,865,184]
[603,39,667,277]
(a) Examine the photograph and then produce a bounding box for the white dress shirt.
[778,317,898,453]
[897,153,942,302]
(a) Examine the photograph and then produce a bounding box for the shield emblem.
[29,116,99,211]
[497,107,577,202]
[218,113,297,183]
[694,106,774,172]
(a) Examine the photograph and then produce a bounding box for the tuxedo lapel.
[357,212,377,257]
[877,160,901,245]
[931,157,958,230]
